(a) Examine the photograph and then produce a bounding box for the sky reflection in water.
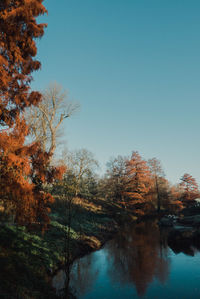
[70,220,200,299]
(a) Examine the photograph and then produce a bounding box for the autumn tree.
[0,0,64,228]
[167,184,184,213]
[124,151,151,214]
[148,158,165,212]
[26,82,79,158]
[180,173,199,205]
[0,0,46,127]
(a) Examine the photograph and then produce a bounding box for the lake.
[54,219,200,298]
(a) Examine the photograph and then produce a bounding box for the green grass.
[0,196,121,298]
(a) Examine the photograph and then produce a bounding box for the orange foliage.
[0,1,63,229]
[180,173,199,201]
[124,151,151,211]
[165,185,184,212]
[0,117,58,228]
[0,0,47,126]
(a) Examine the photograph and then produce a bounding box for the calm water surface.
[55,220,200,298]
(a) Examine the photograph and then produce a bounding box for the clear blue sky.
[32,0,200,185]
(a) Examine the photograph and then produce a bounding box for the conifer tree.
[125,151,151,213]
[180,173,199,203]
[0,0,64,228]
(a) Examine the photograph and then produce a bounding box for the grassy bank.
[0,197,135,298]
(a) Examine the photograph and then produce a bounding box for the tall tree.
[167,184,184,212]
[0,0,64,228]
[180,173,199,204]
[125,151,151,213]
[63,148,99,197]
[148,158,165,212]
[0,0,47,127]
[104,155,127,203]
[26,82,79,158]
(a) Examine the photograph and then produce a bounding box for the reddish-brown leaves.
[180,173,199,202]
[124,151,152,211]
[0,0,47,126]
[0,1,63,229]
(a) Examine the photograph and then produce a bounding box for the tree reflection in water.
[69,220,171,298]
[105,220,170,296]
[70,253,99,297]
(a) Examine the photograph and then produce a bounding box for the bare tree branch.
[25,82,79,159]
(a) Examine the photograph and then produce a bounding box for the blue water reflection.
[70,220,200,299]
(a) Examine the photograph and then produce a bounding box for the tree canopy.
[0,0,64,229]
